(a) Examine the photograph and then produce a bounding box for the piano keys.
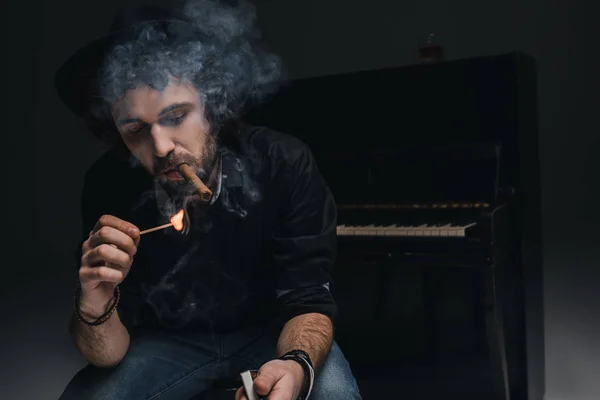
[336,222,477,237]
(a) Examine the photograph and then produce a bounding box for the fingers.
[93,215,140,242]
[88,226,138,257]
[254,371,273,395]
[81,215,140,271]
[252,360,302,400]
[234,362,296,400]
[254,368,281,397]
[79,215,140,290]
[259,386,288,400]
[79,265,124,285]
[83,244,133,270]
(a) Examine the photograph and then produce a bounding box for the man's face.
[111,78,216,194]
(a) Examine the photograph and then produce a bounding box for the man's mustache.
[153,154,199,175]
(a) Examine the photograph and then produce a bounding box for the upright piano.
[245,52,544,400]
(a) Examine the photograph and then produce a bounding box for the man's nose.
[150,125,175,157]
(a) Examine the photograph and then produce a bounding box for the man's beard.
[153,141,217,202]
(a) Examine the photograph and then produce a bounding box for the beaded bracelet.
[74,284,120,326]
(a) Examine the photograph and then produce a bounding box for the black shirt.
[76,126,338,333]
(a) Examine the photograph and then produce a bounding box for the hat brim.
[55,19,195,117]
[54,33,117,117]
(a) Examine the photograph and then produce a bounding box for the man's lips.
[161,168,184,180]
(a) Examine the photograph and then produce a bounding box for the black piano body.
[244,52,544,400]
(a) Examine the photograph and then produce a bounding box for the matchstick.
[140,222,173,235]
[178,163,213,203]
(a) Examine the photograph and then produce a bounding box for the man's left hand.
[235,359,304,400]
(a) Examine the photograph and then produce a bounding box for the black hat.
[54,5,192,117]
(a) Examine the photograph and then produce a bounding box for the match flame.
[170,209,185,231]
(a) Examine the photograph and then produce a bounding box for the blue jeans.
[59,321,361,399]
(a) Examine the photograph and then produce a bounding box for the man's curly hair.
[87,0,283,144]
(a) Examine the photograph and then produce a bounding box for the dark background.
[2,0,597,399]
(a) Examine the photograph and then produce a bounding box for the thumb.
[253,367,283,397]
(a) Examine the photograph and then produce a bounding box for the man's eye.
[162,112,187,126]
[128,123,149,134]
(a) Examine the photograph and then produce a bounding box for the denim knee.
[59,357,150,400]
[311,341,362,400]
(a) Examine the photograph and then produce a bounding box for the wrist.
[78,295,114,319]
[78,299,113,320]
[284,358,305,384]
[279,350,314,399]
[75,284,120,326]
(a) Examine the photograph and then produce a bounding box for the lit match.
[140,209,185,235]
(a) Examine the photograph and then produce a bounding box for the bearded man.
[55,1,361,399]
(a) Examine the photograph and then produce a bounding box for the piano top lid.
[318,141,502,206]
[244,51,537,200]
[273,51,534,87]
[245,51,533,139]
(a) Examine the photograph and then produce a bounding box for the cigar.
[178,163,213,202]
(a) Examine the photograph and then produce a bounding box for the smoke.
[141,237,250,330]
[141,243,205,329]
[219,147,262,218]
[99,0,283,130]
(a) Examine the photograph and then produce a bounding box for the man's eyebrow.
[117,103,193,126]
[117,117,140,127]
[159,102,193,116]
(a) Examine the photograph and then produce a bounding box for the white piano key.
[363,224,376,236]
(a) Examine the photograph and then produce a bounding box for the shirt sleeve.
[75,158,142,333]
[271,140,339,322]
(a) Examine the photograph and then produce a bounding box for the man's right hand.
[78,215,140,319]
